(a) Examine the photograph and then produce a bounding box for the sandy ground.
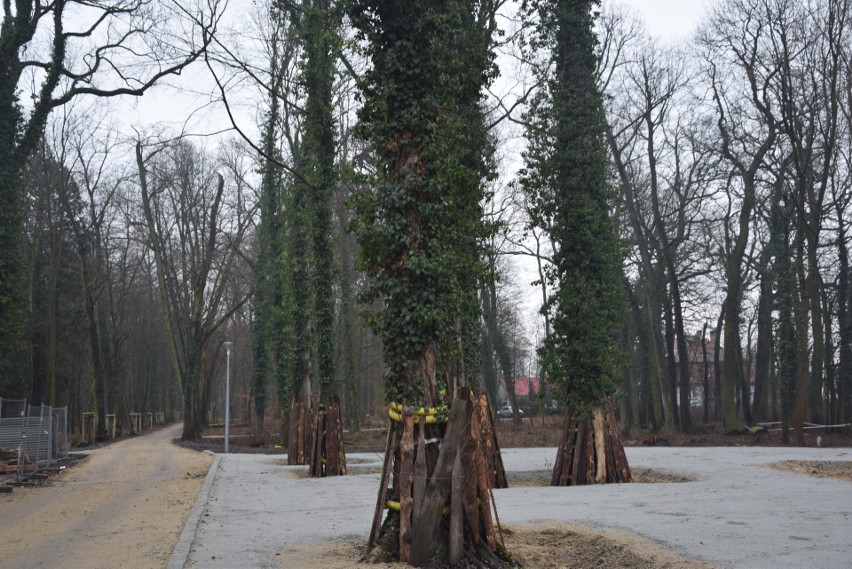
[185,447,852,569]
[276,524,716,569]
[0,424,211,569]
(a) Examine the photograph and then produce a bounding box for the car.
[496,405,523,418]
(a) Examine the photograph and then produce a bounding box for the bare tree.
[136,138,252,440]
[0,0,221,393]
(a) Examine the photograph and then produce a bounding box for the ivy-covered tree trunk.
[251,34,286,439]
[281,0,348,477]
[520,0,631,486]
[350,0,510,563]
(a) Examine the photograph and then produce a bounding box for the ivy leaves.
[350,0,496,406]
[521,0,625,417]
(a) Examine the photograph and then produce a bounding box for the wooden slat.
[399,407,414,563]
[412,415,426,518]
[399,409,415,563]
[552,410,570,486]
[608,400,632,482]
[409,397,469,566]
[464,403,481,545]
[571,420,585,485]
[368,421,398,551]
[482,394,508,489]
[474,432,496,551]
[288,401,298,466]
[297,403,305,465]
[327,403,340,476]
[593,408,607,484]
[335,395,347,475]
[449,449,463,565]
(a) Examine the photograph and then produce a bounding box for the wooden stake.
[449,449,463,565]
[464,404,481,544]
[593,408,607,484]
[327,403,340,476]
[413,415,426,517]
[399,409,415,563]
[409,399,469,566]
[368,421,398,551]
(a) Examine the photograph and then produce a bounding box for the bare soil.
[188,415,852,455]
[0,423,211,569]
[275,525,715,569]
[764,460,852,481]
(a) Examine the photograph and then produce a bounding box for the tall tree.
[137,140,251,440]
[289,0,347,476]
[700,0,779,433]
[521,0,631,485]
[350,0,509,563]
[0,0,218,391]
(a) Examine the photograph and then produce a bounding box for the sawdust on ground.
[764,460,852,481]
[275,524,716,569]
[0,423,211,569]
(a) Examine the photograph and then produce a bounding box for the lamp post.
[224,341,233,454]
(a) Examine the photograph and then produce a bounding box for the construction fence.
[0,399,68,478]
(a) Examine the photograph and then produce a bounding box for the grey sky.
[617,0,706,40]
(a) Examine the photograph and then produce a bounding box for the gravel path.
[181,446,852,569]
[0,424,211,569]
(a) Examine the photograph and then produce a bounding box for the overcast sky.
[618,0,707,40]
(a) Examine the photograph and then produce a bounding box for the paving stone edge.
[167,452,221,569]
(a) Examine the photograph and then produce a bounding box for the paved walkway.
[176,446,852,569]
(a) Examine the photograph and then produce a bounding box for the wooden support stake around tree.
[327,398,341,476]
[368,421,399,551]
[474,434,496,551]
[552,409,572,486]
[593,408,607,484]
[399,409,415,563]
[409,398,470,566]
[413,414,426,517]
[310,407,324,477]
[552,400,632,486]
[571,420,585,485]
[477,393,507,489]
[608,401,632,482]
[449,449,463,565]
[464,405,481,545]
[293,401,304,465]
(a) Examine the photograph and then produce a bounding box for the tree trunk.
[714,307,724,423]
[701,322,710,424]
[722,287,743,433]
[661,284,680,430]
[752,271,773,422]
[837,201,851,423]
[808,269,825,424]
[792,200,810,445]
[551,399,631,486]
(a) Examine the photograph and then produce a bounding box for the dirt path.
[0,424,212,569]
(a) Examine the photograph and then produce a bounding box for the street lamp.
[224,341,233,454]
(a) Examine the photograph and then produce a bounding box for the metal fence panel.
[0,402,67,465]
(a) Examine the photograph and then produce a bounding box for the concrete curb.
[167,452,222,569]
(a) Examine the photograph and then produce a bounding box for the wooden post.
[412,415,426,517]
[368,421,399,551]
[449,449,463,564]
[593,408,606,484]
[399,409,415,562]
[409,398,469,566]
